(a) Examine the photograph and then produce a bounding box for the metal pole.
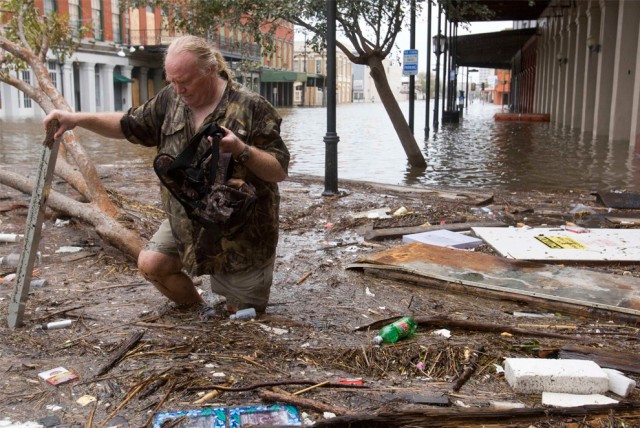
[442,12,447,115]
[465,66,469,109]
[433,1,441,130]
[409,0,416,133]
[425,0,431,138]
[322,0,339,196]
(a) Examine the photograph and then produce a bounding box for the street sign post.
[403,49,419,76]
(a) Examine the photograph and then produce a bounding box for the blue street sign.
[403,49,419,76]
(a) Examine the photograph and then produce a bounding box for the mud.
[0,163,638,427]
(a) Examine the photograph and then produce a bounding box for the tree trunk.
[0,169,143,260]
[367,56,426,168]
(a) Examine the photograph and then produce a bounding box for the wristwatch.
[236,144,250,165]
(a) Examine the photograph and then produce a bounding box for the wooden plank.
[347,242,640,320]
[8,121,61,328]
[365,221,506,241]
[559,344,640,374]
[472,226,640,262]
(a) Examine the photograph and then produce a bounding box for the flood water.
[1,100,638,192]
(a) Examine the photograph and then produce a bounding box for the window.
[69,0,81,37]
[315,59,322,74]
[20,71,32,108]
[48,60,58,89]
[44,0,57,14]
[111,0,122,44]
[91,0,103,41]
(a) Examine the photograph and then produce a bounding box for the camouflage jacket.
[121,81,289,275]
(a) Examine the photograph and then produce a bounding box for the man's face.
[165,51,213,109]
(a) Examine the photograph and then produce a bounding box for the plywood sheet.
[348,242,640,317]
[472,227,640,262]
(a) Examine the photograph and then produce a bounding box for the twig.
[296,271,312,285]
[260,387,352,415]
[95,330,144,378]
[98,379,151,427]
[293,380,329,396]
[452,346,485,392]
[142,379,177,428]
[193,379,234,404]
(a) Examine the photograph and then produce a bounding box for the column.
[561,7,577,126]
[593,0,619,137]
[534,19,548,113]
[630,16,640,148]
[78,62,97,112]
[101,64,115,112]
[121,65,133,111]
[608,0,640,142]
[570,3,587,130]
[60,62,74,109]
[153,68,164,96]
[138,66,149,103]
[581,1,601,133]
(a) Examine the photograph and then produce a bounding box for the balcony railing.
[127,29,261,59]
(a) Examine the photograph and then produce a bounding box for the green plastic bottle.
[372,316,418,344]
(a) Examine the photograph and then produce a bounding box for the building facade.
[0,1,298,119]
[292,41,352,106]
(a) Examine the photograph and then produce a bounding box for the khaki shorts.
[147,220,275,312]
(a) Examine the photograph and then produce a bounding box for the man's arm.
[44,110,126,140]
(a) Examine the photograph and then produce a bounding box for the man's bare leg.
[137,249,203,306]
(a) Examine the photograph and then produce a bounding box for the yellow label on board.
[535,236,588,249]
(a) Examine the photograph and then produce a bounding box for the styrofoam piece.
[542,392,618,407]
[504,358,609,394]
[472,226,640,261]
[402,229,483,249]
[603,368,637,397]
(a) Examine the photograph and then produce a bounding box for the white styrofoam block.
[402,229,483,249]
[504,358,609,394]
[603,368,637,397]
[542,392,618,407]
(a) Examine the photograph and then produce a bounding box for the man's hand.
[216,125,245,158]
[43,110,77,140]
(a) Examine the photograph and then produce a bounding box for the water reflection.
[0,101,638,192]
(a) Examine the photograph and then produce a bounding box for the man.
[44,35,289,319]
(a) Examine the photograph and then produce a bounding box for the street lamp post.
[432,31,446,130]
[408,0,416,133]
[424,0,431,139]
[322,0,339,196]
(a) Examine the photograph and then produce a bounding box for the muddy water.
[1,101,638,192]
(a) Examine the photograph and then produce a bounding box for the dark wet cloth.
[121,81,289,275]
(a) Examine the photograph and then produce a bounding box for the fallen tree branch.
[0,169,143,259]
[312,402,640,427]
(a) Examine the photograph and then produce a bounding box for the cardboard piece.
[347,242,640,319]
[402,229,483,249]
[38,367,79,386]
[472,227,640,261]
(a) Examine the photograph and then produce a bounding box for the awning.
[260,69,306,83]
[113,74,134,83]
[455,28,538,69]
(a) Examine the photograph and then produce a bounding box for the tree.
[0,0,144,259]
[154,0,491,167]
